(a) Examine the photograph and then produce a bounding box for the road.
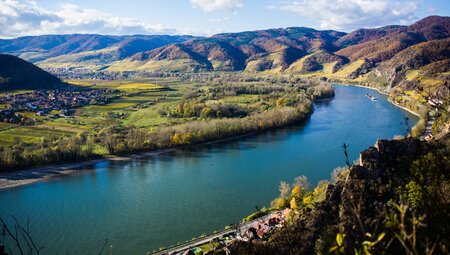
[148,213,277,255]
[421,116,435,140]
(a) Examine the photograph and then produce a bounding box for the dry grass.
[116,83,164,90]
[331,60,365,78]
[406,70,420,81]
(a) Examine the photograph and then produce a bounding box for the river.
[0,85,418,255]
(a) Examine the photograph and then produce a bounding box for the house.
[36,111,46,116]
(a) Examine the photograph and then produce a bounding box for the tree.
[293,175,311,193]
[200,107,213,119]
[279,181,291,198]
[126,127,147,150]
[182,132,192,145]
[183,102,191,116]
[102,127,117,155]
[171,133,182,145]
[291,185,301,198]
[176,103,183,114]
[271,198,286,209]
[290,197,298,210]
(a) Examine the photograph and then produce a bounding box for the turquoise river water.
[0,85,418,254]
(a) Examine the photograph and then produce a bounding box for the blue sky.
[0,0,449,38]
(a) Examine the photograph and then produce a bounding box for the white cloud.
[190,0,244,12]
[273,0,418,31]
[0,0,179,38]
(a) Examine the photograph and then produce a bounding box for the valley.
[0,10,449,255]
[1,16,446,141]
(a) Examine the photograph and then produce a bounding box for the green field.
[0,126,75,145]
[68,80,166,91]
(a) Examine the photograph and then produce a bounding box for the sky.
[0,0,449,38]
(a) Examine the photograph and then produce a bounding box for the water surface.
[0,85,417,255]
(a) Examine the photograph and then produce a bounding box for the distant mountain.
[0,34,196,67]
[1,16,448,92]
[335,16,450,65]
[372,38,450,88]
[108,27,346,72]
[334,25,406,48]
[107,16,449,82]
[335,16,450,90]
[0,54,63,90]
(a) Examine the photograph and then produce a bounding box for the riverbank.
[0,131,266,190]
[339,83,388,96]
[227,137,450,254]
[339,83,421,117]
[0,148,172,190]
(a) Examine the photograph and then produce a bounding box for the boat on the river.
[366,93,378,101]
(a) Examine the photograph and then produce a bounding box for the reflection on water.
[0,85,418,255]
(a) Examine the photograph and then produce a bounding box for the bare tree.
[0,216,43,255]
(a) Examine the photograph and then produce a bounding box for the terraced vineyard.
[0,126,75,146]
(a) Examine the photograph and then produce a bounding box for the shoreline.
[0,132,260,190]
[0,149,172,190]
[338,83,421,117]
[337,83,388,95]
[387,98,421,117]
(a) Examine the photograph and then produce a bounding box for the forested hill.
[0,54,63,90]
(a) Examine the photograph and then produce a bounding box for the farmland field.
[0,126,75,145]
[116,83,164,90]
[68,80,166,90]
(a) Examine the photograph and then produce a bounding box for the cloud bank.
[0,0,178,38]
[274,0,418,31]
[190,0,244,12]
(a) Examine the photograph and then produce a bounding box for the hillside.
[108,27,345,72]
[334,25,406,48]
[335,16,450,65]
[372,38,450,89]
[0,34,195,69]
[0,54,63,90]
[105,16,450,85]
[285,50,348,74]
[229,138,450,255]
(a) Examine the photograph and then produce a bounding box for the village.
[0,88,113,124]
[44,67,132,81]
[150,209,293,255]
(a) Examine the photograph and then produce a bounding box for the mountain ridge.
[106,15,449,85]
[0,54,63,90]
[0,34,196,64]
[1,16,448,93]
